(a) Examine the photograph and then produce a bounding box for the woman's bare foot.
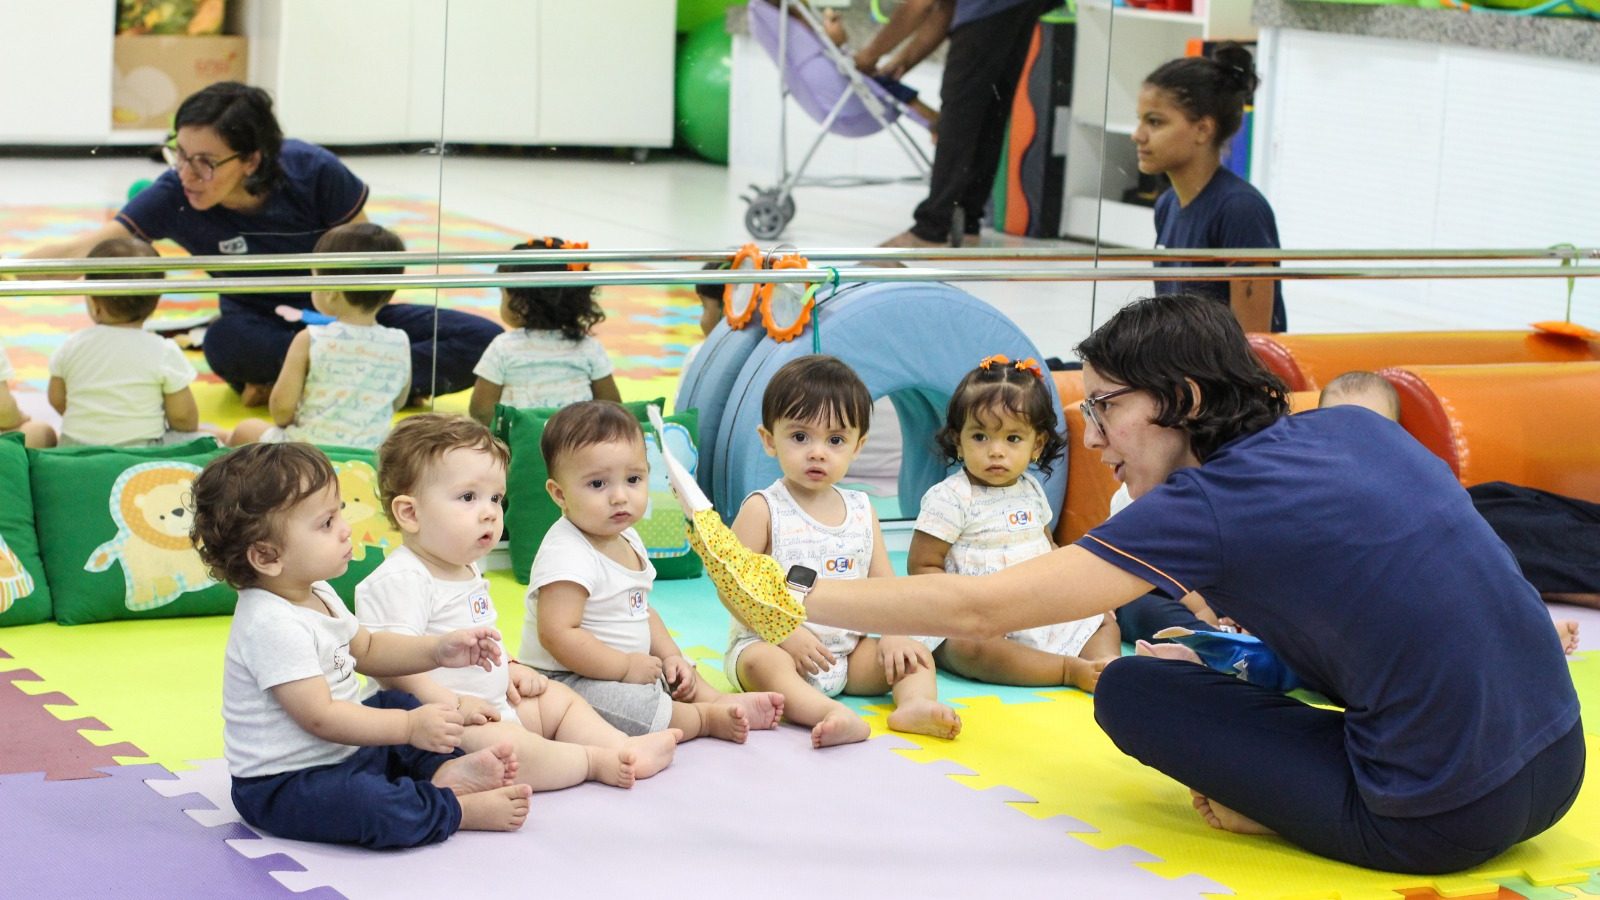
[887,698,962,740]
[1556,619,1580,654]
[238,383,272,407]
[1065,656,1115,692]
[811,709,871,748]
[717,692,786,730]
[433,742,518,795]
[458,784,532,832]
[1190,789,1275,835]
[697,703,750,743]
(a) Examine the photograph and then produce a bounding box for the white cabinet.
[1062,0,1255,246]
[0,1,116,143]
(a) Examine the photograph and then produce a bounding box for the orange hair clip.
[1014,357,1044,379]
[563,240,590,272]
[525,236,590,272]
[978,353,1010,370]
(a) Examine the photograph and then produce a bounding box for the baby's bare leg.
[682,669,786,730]
[516,684,677,781]
[1065,614,1124,692]
[737,641,868,748]
[848,639,961,740]
[935,637,1070,686]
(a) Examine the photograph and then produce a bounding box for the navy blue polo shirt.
[952,0,1037,28]
[116,139,368,314]
[1078,406,1580,817]
[1153,167,1286,332]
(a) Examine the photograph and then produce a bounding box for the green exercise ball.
[677,0,738,32]
[675,20,732,164]
[127,177,155,202]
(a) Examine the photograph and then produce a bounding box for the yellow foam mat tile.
[859,691,1600,900]
[0,615,234,771]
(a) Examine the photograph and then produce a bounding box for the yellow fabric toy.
[649,406,805,644]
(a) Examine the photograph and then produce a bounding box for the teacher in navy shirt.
[798,295,1581,873]
[1135,45,1285,333]
[29,82,500,404]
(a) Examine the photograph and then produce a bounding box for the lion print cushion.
[0,433,52,626]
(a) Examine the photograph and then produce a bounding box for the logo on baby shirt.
[822,556,857,575]
[331,643,353,681]
[1005,508,1036,531]
[218,237,248,254]
[468,587,492,624]
[627,589,647,616]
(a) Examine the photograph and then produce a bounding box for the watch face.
[785,564,818,592]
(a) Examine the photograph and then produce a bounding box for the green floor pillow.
[321,445,403,609]
[31,438,230,625]
[0,433,52,626]
[500,400,702,585]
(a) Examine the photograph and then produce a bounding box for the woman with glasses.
[781,294,1582,874]
[26,82,500,406]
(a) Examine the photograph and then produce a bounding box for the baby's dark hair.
[497,238,605,342]
[1319,370,1400,421]
[189,443,336,589]
[378,413,510,530]
[936,358,1066,477]
[540,400,644,478]
[312,222,406,310]
[85,236,164,323]
[761,355,872,436]
[1144,42,1259,148]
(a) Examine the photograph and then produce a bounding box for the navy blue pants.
[230,691,465,849]
[204,298,502,396]
[1116,591,1215,645]
[1094,656,1585,874]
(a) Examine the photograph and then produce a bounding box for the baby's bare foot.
[1556,619,1580,654]
[1066,656,1114,692]
[623,730,679,779]
[433,742,517,795]
[1190,789,1275,835]
[458,784,532,832]
[811,709,870,748]
[718,692,785,730]
[887,698,962,740]
[700,703,750,743]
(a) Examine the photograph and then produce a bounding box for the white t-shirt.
[223,583,362,778]
[49,325,195,445]
[519,517,655,671]
[473,329,612,409]
[287,321,411,450]
[355,545,512,718]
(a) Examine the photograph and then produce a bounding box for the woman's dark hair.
[497,238,605,342]
[1074,294,1288,462]
[937,360,1066,477]
[173,82,284,196]
[1143,43,1258,148]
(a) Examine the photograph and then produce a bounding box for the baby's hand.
[661,655,698,701]
[506,662,547,706]
[435,627,503,671]
[456,694,500,726]
[621,652,664,685]
[780,629,835,676]
[877,636,931,685]
[406,703,465,753]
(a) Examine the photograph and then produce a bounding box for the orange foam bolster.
[1380,362,1600,502]
[1248,331,1599,392]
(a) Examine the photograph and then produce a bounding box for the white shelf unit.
[1062,0,1256,246]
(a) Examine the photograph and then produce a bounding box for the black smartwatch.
[785,564,819,596]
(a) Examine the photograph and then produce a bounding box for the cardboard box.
[112,35,247,131]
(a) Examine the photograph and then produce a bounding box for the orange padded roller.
[1381,362,1600,502]
[1052,371,1119,545]
[1248,331,1599,392]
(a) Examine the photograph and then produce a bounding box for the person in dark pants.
[27,82,501,404]
[874,0,1056,248]
[786,295,1582,874]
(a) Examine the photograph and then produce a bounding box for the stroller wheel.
[745,195,786,240]
[780,194,796,223]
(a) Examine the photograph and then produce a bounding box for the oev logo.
[1006,509,1035,529]
[822,556,856,574]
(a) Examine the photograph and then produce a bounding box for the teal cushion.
[498,400,702,584]
[0,433,51,626]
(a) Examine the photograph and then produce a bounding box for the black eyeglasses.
[1079,387,1136,437]
[161,143,242,182]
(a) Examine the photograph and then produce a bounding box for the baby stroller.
[742,0,935,240]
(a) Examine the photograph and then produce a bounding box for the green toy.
[675,19,732,164]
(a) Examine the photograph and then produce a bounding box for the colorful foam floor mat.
[0,197,705,413]
[2,572,1598,900]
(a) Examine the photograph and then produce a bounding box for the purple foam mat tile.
[0,764,344,899]
[0,669,144,780]
[155,733,1220,899]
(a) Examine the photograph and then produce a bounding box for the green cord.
[810,267,841,354]
[1551,243,1578,322]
